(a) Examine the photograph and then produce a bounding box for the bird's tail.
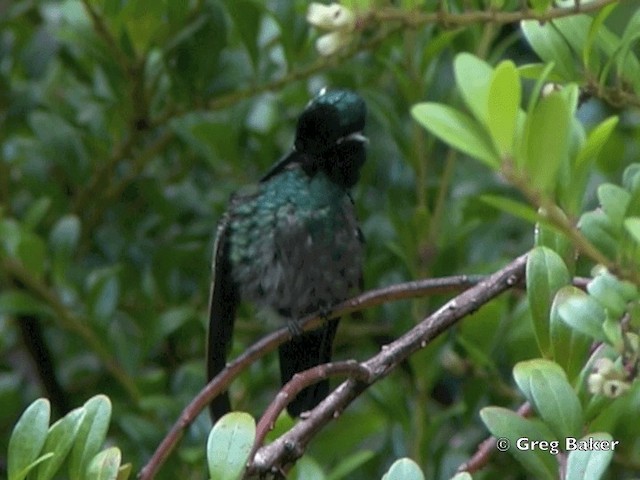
[278,318,340,417]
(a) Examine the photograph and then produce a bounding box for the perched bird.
[207,89,367,421]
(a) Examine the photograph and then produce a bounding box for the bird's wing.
[206,214,239,422]
[259,150,299,183]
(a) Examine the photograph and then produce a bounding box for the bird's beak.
[340,131,368,144]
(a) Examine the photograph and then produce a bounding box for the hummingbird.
[206,89,367,421]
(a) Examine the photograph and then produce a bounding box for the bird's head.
[293,88,367,188]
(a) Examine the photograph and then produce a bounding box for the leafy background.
[1,0,639,479]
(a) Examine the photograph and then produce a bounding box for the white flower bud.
[307,3,356,30]
[587,373,604,394]
[602,379,630,398]
[593,357,615,376]
[315,30,351,56]
[541,83,562,98]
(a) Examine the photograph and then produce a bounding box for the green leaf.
[526,247,571,356]
[157,306,196,338]
[207,412,256,480]
[69,395,112,480]
[583,4,617,75]
[22,198,52,231]
[0,218,21,255]
[16,232,46,280]
[550,293,591,381]
[453,53,493,126]
[597,184,630,229]
[624,217,640,244]
[49,215,81,259]
[123,0,165,53]
[327,450,375,480]
[480,195,541,225]
[523,92,571,194]
[601,316,623,351]
[116,463,132,480]
[8,398,50,480]
[587,272,629,320]
[224,0,262,71]
[480,407,556,479]
[35,408,86,480]
[0,290,51,317]
[577,211,619,259]
[164,2,227,96]
[529,0,551,14]
[556,286,607,341]
[521,21,577,80]
[86,447,121,480]
[617,11,640,93]
[450,474,472,480]
[290,456,324,480]
[87,268,121,322]
[513,359,583,439]
[576,117,619,167]
[381,458,425,480]
[28,111,89,181]
[518,63,566,83]
[615,277,639,302]
[411,103,498,168]
[623,163,640,194]
[565,433,615,480]
[534,207,574,268]
[488,61,521,156]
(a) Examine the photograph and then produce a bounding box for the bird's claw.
[318,304,332,320]
[286,319,303,337]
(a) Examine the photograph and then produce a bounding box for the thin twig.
[251,361,371,459]
[248,254,528,474]
[138,265,594,478]
[371,0,617,26]
[137,273,487,479]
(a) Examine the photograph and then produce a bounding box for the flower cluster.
[588,357,632,398]
[307,3,357,56]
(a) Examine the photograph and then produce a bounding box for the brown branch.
[156,0,618,124]
[137,273,487,479]
[248,253,527,474]
[251,361,371,460]
[138,263,592,478]
[370,0,617,27]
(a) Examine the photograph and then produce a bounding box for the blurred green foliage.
[2,0,640,479]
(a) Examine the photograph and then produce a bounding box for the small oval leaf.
[412,103,498,168]
[565,432,615,480]
[86,447,121,480]
[207,412,256,480]
[480,407,556,479]
[556,286,607,341]
[382,458,425,480]
[527,247,571,356]
[8,398,50,480]
[513,359,583,439]
[69,395,112,480]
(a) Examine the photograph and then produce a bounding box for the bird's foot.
[286,319,303,337]
[318,303,333,321]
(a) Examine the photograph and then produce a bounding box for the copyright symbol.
[496,437,510,452]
